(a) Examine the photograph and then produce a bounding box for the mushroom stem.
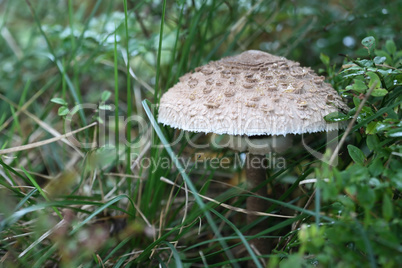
[245,153,270,255]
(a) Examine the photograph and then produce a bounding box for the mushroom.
[158,50,348,256]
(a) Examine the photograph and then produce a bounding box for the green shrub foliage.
[279,37,401,268]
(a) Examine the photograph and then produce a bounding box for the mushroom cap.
[158,50,349,136]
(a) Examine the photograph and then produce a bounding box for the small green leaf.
[373,56,386,65]
[369,157,383,177]
[371,88,388,97]
[368,177,381,188]
[387,128,402,137]
[51,98,67,106]
[366,134,380,151]
[366,121,378,135]
[366,72,381,89]
[361,36,376,55]
[320,53,330,66]
[101,91,112,102]
[396,51,402,61]
[58,106,69,116]
[382,194,393,221]
[99,104,112,111]
[352,79,367,93]
[345,85,353,91]
[374,49,392,64]
[352,97,360,107]
[347,145,366,165]
[357,185,375,209]
[357,59,375,67]
[324,112,351,122]
[385,39,396,55]
[356,106,375,123]
[343,70,365,78]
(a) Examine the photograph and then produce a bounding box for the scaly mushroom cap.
[158,50,348,136]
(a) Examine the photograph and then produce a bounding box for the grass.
[0,0,401,267]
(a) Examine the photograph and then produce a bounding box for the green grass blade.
[123,0,132,173]
[33,244,58,268]
[142,99,239,267]
[354,220,377,268]
[24,1,86,125]
[211,209,262,268]
[69,194,134,235]
[315,185,321,228]
[114,29,119,163]
[154,0,167,106]
[67,0,76,53]
[14,188,37,211]
[21,167,62,219]
[68,0,103,62]
[103,237,132,262]
[163,241,183,268]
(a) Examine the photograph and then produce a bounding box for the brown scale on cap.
[159,50,349,136]
[188,78,198,88]
[221,70,231,78]
[229,77,237,85]
[224,88,235,97]
[205,78,214,85]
